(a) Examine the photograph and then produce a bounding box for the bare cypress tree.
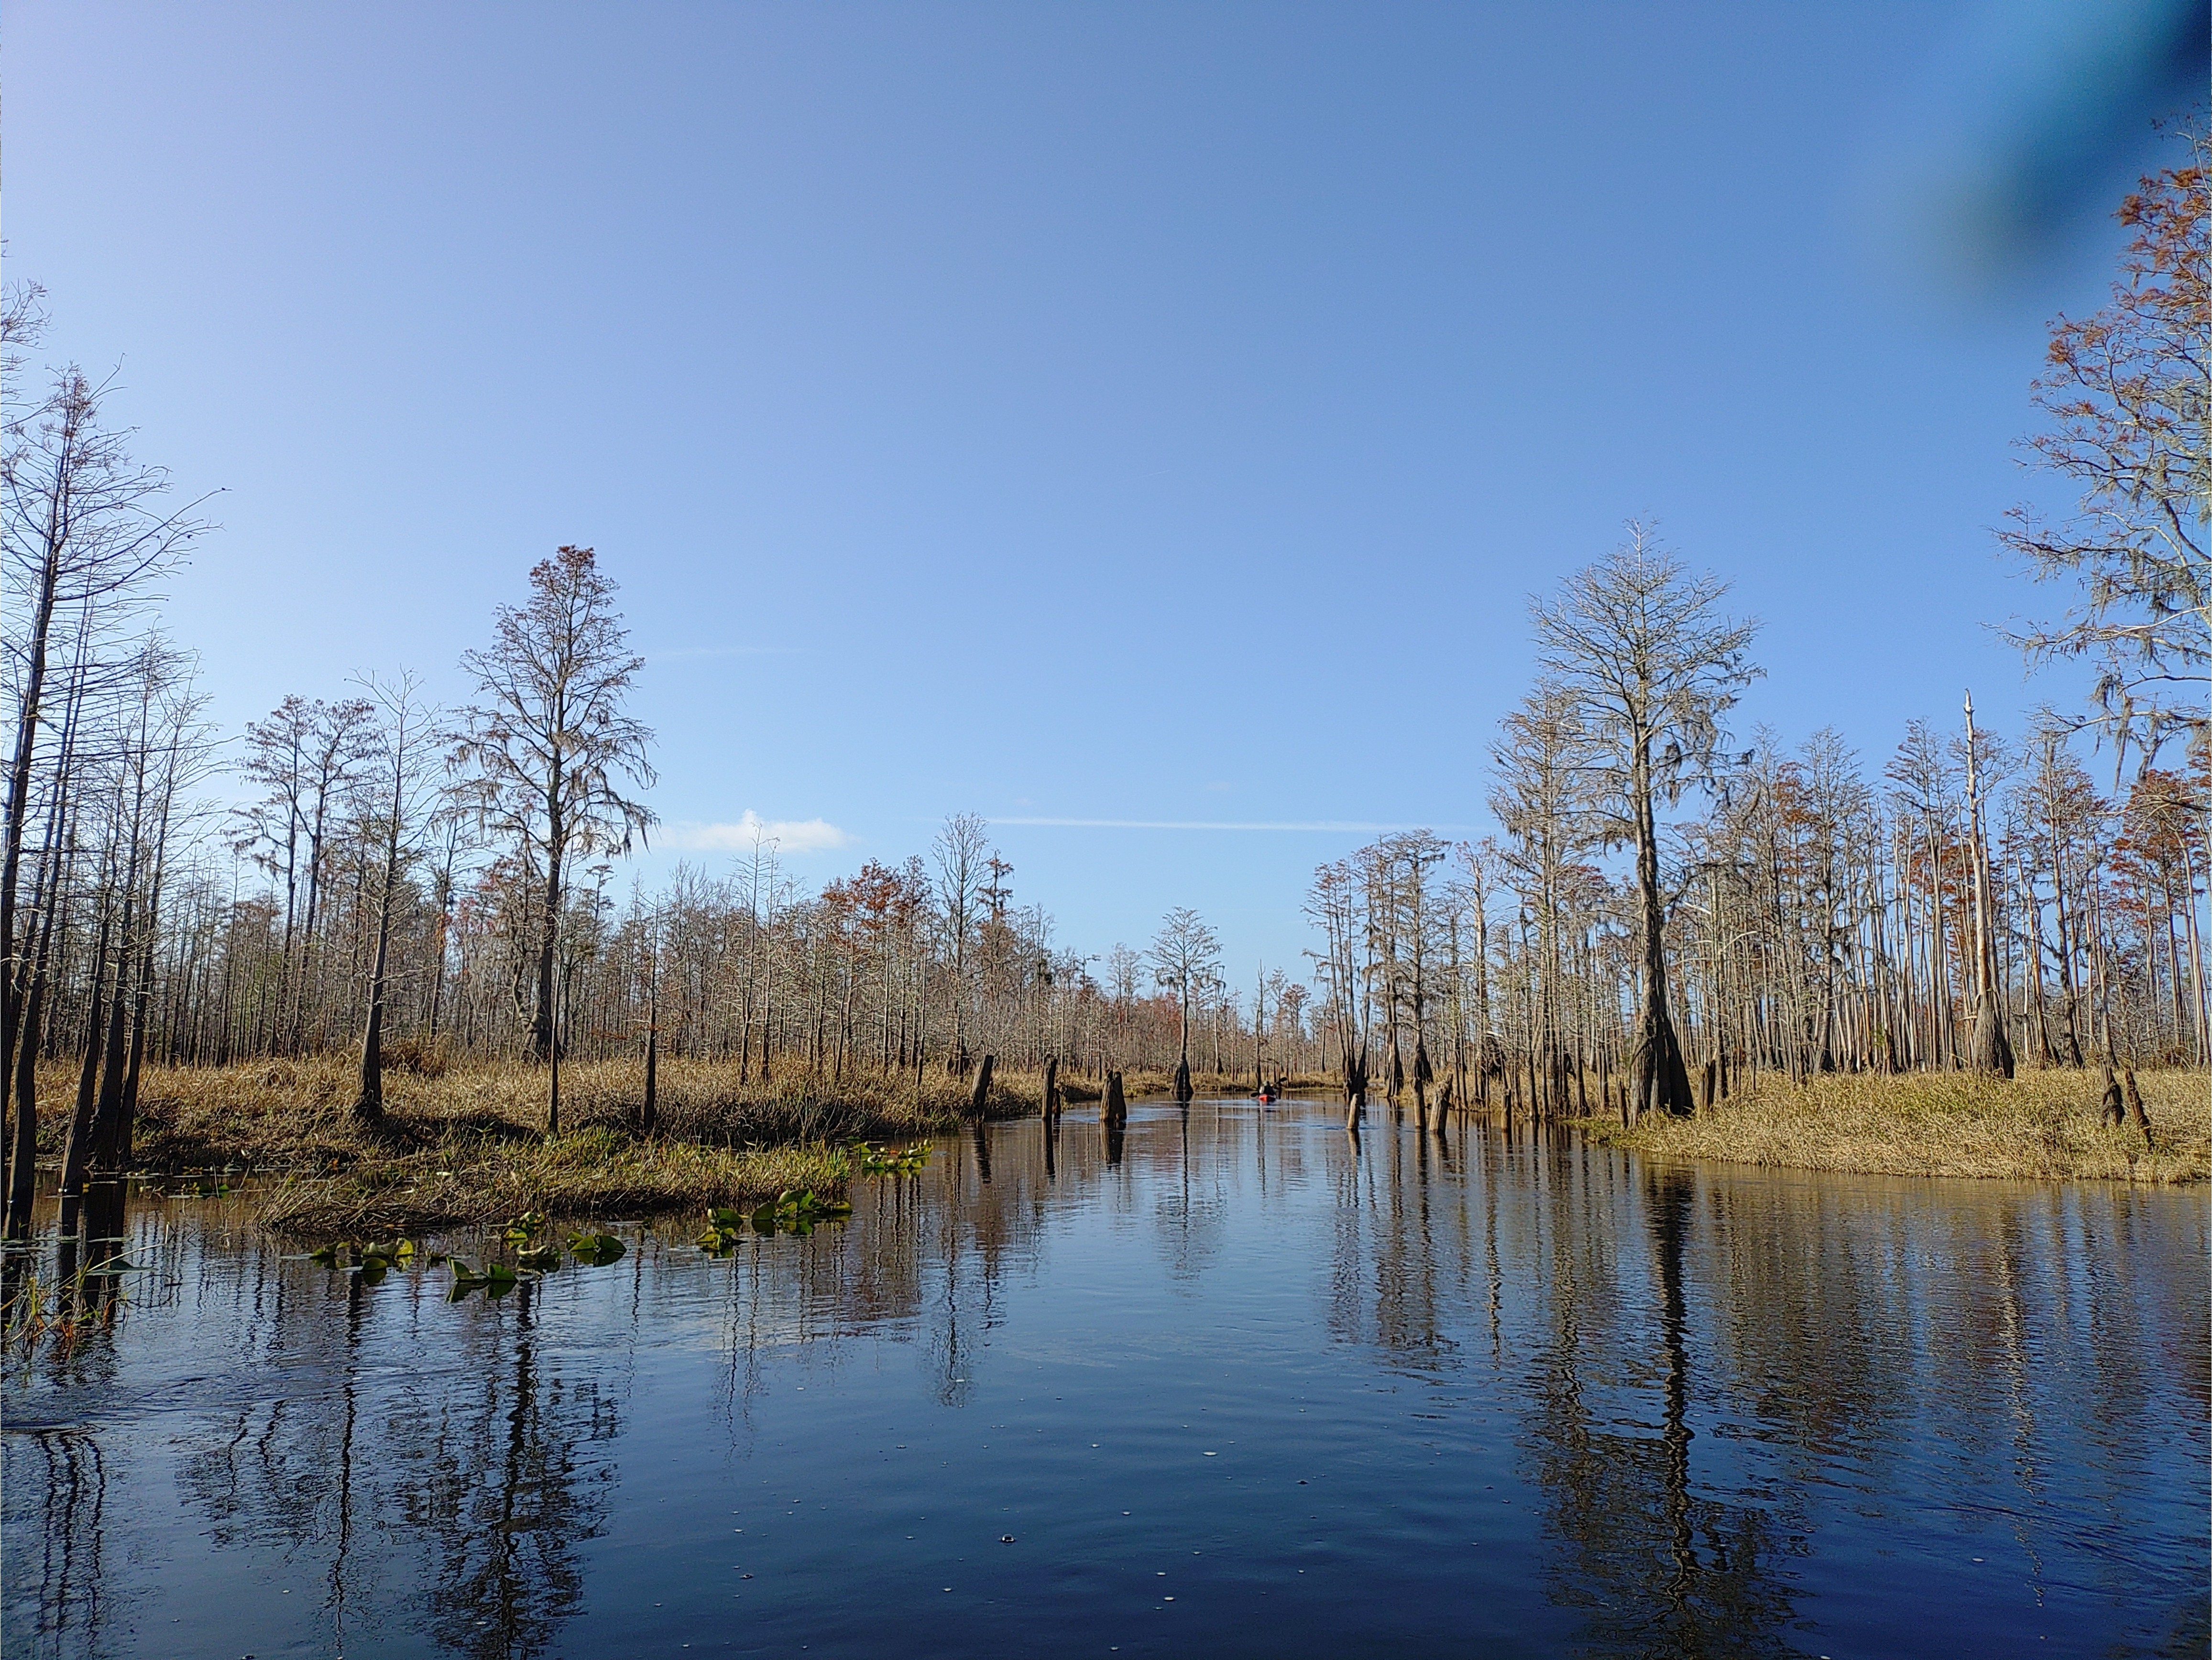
[453,547,655,1131]
[1531,527,1760,1118]
[351,670,441,1125]
[1148,906,1220,1103]
[932,812,990,1074]
[1960,693,2017,1077]
[2,366,204,1122]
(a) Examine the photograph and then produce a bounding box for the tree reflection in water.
[2,1103,2202,1660]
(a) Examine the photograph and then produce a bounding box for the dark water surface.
[3,1099,2205,1659]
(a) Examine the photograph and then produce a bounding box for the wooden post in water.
[1102,1070,1127,1165]
[1042,1054,1060,1120]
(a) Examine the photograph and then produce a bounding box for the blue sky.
[7,2,2199,977]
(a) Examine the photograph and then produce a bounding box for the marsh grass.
[26,1055,1038,1236]
[1579,1067,2208,1183]
[20,1056,1361,1236]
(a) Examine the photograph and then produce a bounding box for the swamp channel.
[2,1095,2205,1659]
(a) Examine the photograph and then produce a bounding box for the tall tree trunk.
[57,889,115,1235]
[1632,764,1695,1117]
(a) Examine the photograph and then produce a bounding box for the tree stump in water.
[968,1053,995,1117]
[1103,1070,1127,1129]
[1042,1054,1060,1119]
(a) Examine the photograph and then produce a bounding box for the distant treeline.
[2,136,2203,1231]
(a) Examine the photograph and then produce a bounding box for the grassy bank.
[1578,1068,2208,1183]
[22,1055,1278,1236]
[26,1055,1043,1236]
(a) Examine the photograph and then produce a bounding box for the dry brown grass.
[24,1055,1043,1237]
[1579,1067,2208,1183]
[18,1055,1316,1237]
[250,1129,853,1239]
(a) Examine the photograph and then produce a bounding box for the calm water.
[3,1098,2205,1660]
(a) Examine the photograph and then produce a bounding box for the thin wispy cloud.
[666,811,854,854]
[993,817,1469,833]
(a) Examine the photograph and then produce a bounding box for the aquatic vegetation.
[446,1259,520,1301]
[855,1140,932,1176]
[696,1189,852,1251]
[567,1231,626,1265]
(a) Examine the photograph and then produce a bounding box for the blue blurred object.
[1868,0,2206,290]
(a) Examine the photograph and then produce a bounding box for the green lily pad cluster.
[696,1190,853,1251]
[447,1259,521,1300]
[302,1238,441,1285]
[568,1231,627,1266]
[304,1214,628,1300]
[855,1141,931,1176]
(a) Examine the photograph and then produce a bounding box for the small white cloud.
[667,811,855,854]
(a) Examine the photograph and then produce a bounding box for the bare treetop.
[453,545,656,1074]
[1529,524,1762,820]
[454,546,658,866]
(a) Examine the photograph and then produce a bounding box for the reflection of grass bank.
[1580,1069,2208,1183]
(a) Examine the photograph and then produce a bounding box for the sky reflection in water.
[4,1099,2205,1659]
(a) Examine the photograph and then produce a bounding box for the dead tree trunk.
[2097,1062,2124,1126]
[2122,1069,2153,1147]
[967,1052,995,1117]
